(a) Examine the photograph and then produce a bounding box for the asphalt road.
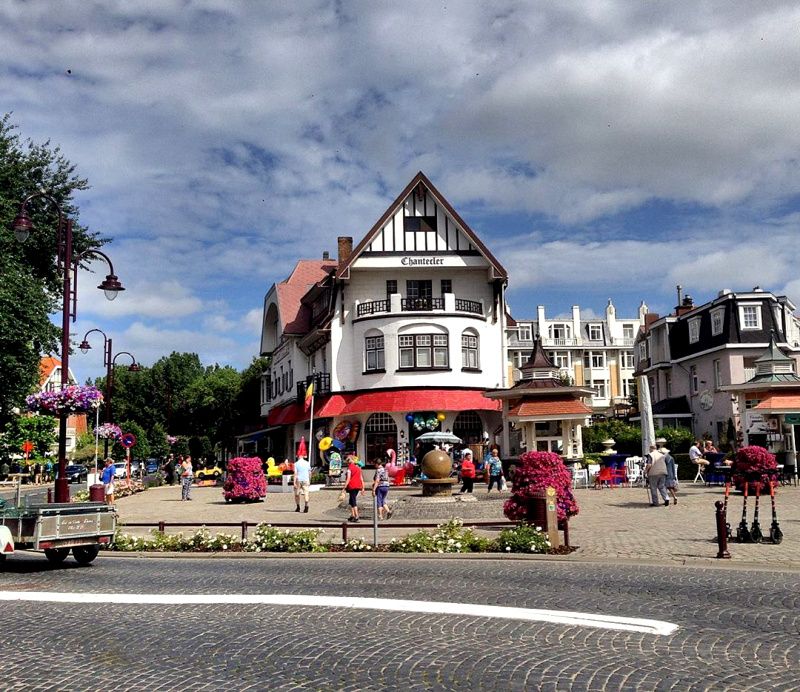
[1,554,798,691]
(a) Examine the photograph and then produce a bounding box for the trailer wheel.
[44,548,70,564]
[72,545,100,565]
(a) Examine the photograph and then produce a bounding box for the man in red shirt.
[459,449,476,494]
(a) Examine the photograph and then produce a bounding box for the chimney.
[644,313,660,329]
[322,251,330,260]
[337,236,353,268]
[675,295,694,316]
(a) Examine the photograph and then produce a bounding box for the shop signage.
[784,414,800,425]
[400,256,445,267]
[745,411,768,434]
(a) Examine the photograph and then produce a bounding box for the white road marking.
[0,591,677,635]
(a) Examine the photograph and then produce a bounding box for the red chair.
[595,466,613,488]
[611,461,628,487]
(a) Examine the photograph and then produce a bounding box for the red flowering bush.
[223,457,267,502]
[503,451,579,522]
[732,445,777,490]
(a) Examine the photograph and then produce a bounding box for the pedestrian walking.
[34,462,42,485]
[371,456,392,520]
[645,445,670,506]
[661,444,679,505]
[101,457,116,505]
[459,449,476,494]
[293,455,311,513]
[486,448,505,493]
[0,460,9,481]
[44,460,53,482]
[343,454,364,522]
[164,454,176,485]
[180,455,193,501]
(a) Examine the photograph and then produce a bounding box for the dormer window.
[688,317,701,344]
[518,324,532,341]
[739,304,761,330]
[711,307,725,336]
[588,324,602,341]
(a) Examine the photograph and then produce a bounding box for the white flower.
[222,545,228,550]
[505,546,511,552]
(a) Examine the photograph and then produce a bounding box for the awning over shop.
[754,393,800,412]
[337,389,501,415]
[266,389,500,425]
[508,398,592,418]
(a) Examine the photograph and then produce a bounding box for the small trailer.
[0,500,116,565]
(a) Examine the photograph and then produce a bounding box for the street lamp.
[78,329,140,457]
[12,192,125,503]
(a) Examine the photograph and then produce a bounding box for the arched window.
[365,413,397,468]
[461,329,479,370]
[364,329,385,372]
[453,411,483,445]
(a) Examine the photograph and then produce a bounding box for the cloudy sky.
[4,1,800,382]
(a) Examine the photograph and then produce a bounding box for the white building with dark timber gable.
[248,172,506,467]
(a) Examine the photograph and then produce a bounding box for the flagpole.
[308,373,316,468]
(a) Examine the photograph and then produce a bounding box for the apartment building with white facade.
[252,172,507,465]
[634,287,800,446]
[506,300,648,416]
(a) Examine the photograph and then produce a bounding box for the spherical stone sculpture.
[422,449,451,479]
[421,448,457,497]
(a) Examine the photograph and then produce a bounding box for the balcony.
[354,294,484,319]
[541,337,579,346]
[296,372,332,403]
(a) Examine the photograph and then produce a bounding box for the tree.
[114,420,150,460]
[149,422,170,461]
[1,413,58,458]
[0,114,105,426]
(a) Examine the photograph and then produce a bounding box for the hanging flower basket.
[95,423,122,440]
[26,385,104,415]
[166,435,178,446]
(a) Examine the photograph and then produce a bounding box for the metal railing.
[401,297,444,311]
[356,299,388,317]
[296,372,331,402]
[455,298,482,315]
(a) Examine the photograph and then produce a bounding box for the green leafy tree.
[1,413,58,458]
[149,421,170,461]
[0,114,106,426]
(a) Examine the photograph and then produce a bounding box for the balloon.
[405,413,415,422]
[436,412,446,421]
[318,437,333,451]
[332,439,345,450]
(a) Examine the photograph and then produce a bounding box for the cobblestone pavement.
[114,480,800,566]
[1,555,799,690]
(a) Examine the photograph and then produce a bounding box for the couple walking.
[645,443,678,507]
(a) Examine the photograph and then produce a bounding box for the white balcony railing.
[541,337,579,346]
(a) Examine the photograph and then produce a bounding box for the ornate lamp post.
[12,192,125,503]
[78,329,140,457]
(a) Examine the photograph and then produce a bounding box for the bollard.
[715,501,731,559]
[241,521,248,542]
[158,521,166,534]
[373,492,379,547]
[341,521,348,543]
[47,487,52,504]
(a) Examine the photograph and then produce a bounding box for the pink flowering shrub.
[503,451,579,522]
[223,457,267,502]
[732,445,777,490]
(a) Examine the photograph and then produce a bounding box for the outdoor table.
[706,463,732,486]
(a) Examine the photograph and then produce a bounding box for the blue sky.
[3,1,800,382]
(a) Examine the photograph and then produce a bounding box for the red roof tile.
[277,260,337,334]
[754,393,800,411]
[508,398,592,417]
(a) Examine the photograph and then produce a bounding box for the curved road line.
[0,591,677,635]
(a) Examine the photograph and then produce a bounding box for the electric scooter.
[769,479,783,545]
[736,481,753,543]
[750,480,763,543]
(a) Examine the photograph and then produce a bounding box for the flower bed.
[503,451,579,523]
[223,456,267,502]
[26,385,103,414]
[108,519,566,555]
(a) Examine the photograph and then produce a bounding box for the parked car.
[113,461,141,479]
[65,464,88,484]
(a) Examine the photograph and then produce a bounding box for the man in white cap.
[645,444,669,507]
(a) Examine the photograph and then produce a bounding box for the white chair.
[625,456,643,486]
[587,463,601,487]
[571,466,589,489]
[692,460,708,484]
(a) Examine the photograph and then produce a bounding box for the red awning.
[338,389,500,415]
[267,389,499,425]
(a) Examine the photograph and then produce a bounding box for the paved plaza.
[113,478,800,566]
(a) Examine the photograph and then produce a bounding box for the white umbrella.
[415,431,462,444]
[638,375,656,456]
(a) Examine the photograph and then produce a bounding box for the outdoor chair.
[570,465,589,489]
[611,460,628,487]
[692,460,708,484]
[625,457,643,486]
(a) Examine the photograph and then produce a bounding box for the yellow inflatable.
[266,457,283,477]
[319,436,333,451]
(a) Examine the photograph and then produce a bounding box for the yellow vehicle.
[195,465,223,482]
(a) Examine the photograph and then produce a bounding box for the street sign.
[21,441,34,454]
[120,432,137,449]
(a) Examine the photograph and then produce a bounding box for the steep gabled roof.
[335,171,507,281]
[276,260,338,335]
